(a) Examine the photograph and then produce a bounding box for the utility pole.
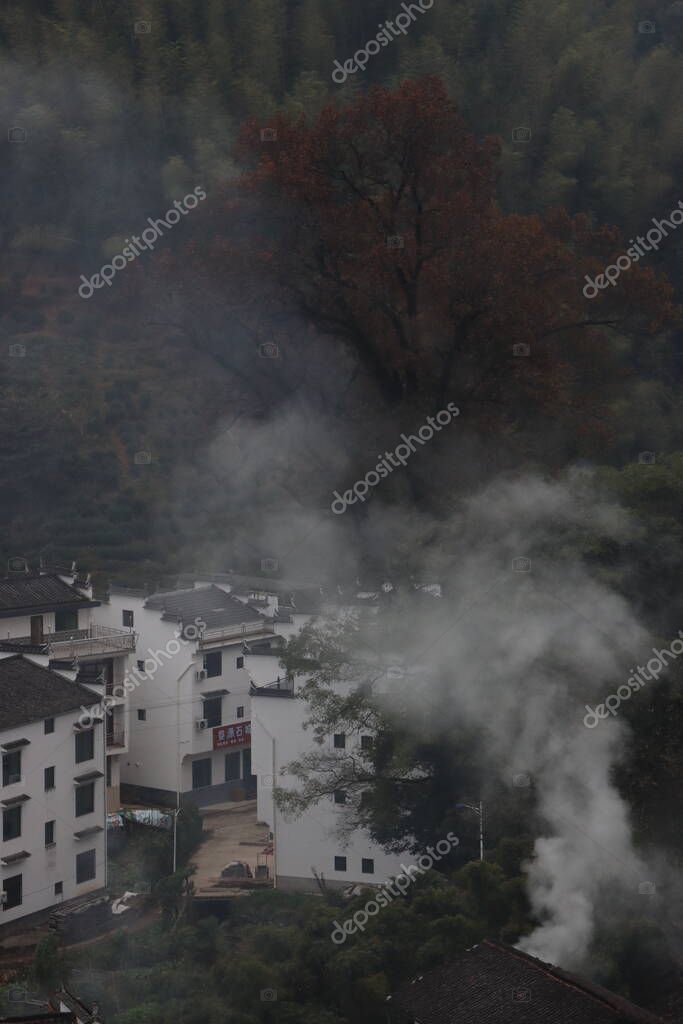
[455,801,484,862]
[173,662,195,873]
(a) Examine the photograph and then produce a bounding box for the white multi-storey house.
[0,653,107,930]
[0,567,137,812]
[99,584,278,807]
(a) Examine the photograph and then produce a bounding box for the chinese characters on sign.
[213,721,251,750]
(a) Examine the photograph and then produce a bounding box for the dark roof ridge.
[482,940,663,1023]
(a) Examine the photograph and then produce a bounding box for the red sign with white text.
[213,721,251,750]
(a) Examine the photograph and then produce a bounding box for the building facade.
[0,655,106,930]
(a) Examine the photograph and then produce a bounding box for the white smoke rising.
[393,475,653,967]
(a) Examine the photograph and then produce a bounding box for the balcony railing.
[198,620,274,648]
[44,624,136,658]
[106,730,126,749]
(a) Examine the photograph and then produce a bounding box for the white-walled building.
[0,654,106,930]
[99,584,278,807]
[0,568,136,812]
[251,673,407,892]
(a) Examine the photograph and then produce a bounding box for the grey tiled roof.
[145,585,264,628]
[389,940,663,1024]
[0,656,98,731]
[0,574,98,618]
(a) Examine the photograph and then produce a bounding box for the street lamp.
[455,801,484,861]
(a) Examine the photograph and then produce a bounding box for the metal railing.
[45,624,136,658]
[198,620,275,647]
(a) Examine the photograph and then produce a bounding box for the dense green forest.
[1,0,682,584]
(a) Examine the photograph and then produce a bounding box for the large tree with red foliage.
[173,77,676,449]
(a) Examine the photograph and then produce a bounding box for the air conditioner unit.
[195,718,208,730]
[196,669,207,681]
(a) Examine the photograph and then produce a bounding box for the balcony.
[198,620,275,649]
[36,624,136,659]
[250,676,294,698]
[106,729,126,749]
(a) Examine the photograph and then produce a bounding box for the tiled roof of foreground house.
[0,655,99,731]
[0,574,98,618]
[388,940,663,1024]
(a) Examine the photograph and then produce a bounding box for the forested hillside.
[1,0,682,584]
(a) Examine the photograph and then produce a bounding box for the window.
[202,697,222,728]
[44,766,55,791]
[75,782,95,817]
[333,733,346,749]
[3,805,21,841]
[334,790,347,804]
[54,881,63,896]
[75,729,94,764]
[55,609,78,631]
[192,758,212,789]
[137,709,147,721]
[236,705,244,719]
[45,820,55,846]
[122,609,134,628]
[76,849,96,884]
[360,735,373,751]
[106,758,112,788]
[225,751,241,781]
[137,660,145,672]
[2,750,21,786]
[44,717,55,735]
[204,651,222,678]
[334,856,347,871]
[236,656,244,669]
[362,858,375,874]
[2,874,22,910]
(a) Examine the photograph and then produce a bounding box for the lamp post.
[455,801,484,861]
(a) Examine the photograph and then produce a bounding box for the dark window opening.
[333,733,346,749]
[75,782,95,817]
[122,609,134,628]
[45,820,55,846]
[55,609,78,632]
[334,790,347,804]
[362,858,375,874]
[236,656,244,669]
[2,750,21,786]
[225,751,241,781]
[192,758,212,789]
[44,766,55,791]
[44,717,55,734]
[3,805,21,841]
[3,874,22,909]
[137,709,147,721]
[334,856,347,871]
[236,705,244,719]
[75,729,94,764]
[204,651,222,678]
[76,849,96,884]
[203,697,222,728]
